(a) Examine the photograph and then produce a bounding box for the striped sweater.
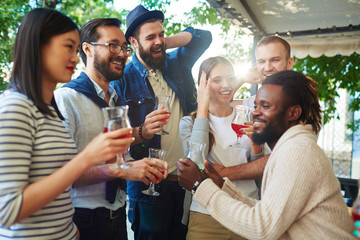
[0,90,78,239]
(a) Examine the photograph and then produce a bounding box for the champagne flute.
[142,148,167,196]
[230,105,252,148]
[154,95,171,135]
[102,105,132,169]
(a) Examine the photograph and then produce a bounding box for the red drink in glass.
[231,123,248,137]
[158,111,171,122]
[154,168,165,181]
[118,132,132,139]
[104,127,132,139]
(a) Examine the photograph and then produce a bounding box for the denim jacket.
[111,27,212,200]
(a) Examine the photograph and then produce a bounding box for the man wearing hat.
[111,4,212,240]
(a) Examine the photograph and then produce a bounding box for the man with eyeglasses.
[54,18,169,240]
[111,5,212,240]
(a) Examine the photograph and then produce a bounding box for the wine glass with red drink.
[142,148,167,196]
[102,105,132,169]
[230,105,252,148]
[154,95,171,135]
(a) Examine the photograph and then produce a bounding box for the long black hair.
[10,8,78,117]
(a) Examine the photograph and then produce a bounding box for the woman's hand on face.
[82,128,134,167]
[197,71,211,118]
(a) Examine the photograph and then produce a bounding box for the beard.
[93,51,126,82]
[138,41,166,70]
[252,109,288,146]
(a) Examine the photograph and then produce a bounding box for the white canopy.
[207,0,360,58]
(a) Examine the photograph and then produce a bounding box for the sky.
[113,0,254,80]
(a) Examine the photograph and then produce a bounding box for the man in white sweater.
[177,70,355,239]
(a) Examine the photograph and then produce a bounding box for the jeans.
[73,206,127,240]
[128,181,188,240]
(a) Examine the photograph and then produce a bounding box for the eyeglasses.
[90,42,133,56]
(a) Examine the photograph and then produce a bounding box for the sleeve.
[179,116,210,225]
[0,98,35,228]
[249,146,264,162]
[177,27,212,68]
[179,116,210,158]
[194,143,323,239]
[53,88,78,140]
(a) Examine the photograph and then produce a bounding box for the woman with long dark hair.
[0,8,133,239]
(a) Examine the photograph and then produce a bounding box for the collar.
[131,54,149,79]
[88,76,118,105]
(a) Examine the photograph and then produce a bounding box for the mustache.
[151,44,165,52]
[253,116,266,122]
[110,57,126,65]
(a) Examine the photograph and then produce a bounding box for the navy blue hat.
[125,5,164,43]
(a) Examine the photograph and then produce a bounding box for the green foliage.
[0,0,358,132]
[0,0,32,91]
[0,0,126,93]
[293,52,360,130]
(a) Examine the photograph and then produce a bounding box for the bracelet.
[138,124,146,142]
[191,178,206,195]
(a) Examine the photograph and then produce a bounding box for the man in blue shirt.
[55,18,168,240]
[111,5,212,240]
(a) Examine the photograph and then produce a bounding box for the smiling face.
[207,63,236,105]
[41,29,80,88]
[252,84,290,148]
[130,20,166,70]
[91,26,128,81]
[255,41,293,81]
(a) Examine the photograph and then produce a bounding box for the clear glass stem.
[149,182,156,192]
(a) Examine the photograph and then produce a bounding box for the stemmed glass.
[154,95,171,135]
[230,105,252,148]
[142,148,167,196]
[102,105,132,169]
[186,142,206,170]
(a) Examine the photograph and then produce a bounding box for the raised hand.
[141,108,171,139]
[243,121,262,154]
[108,158,168,185]
[197,71,211,118]
[82,128,134,167]
[240,65,262,85]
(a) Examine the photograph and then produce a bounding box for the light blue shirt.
[54,77,126,210]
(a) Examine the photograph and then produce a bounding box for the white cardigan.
[194,124,355,240]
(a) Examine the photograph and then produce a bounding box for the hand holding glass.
[230,105,252,148]
[102,105,132,169]
[154,95,171,135]
[142,148,167,196]
[186,142,206,170]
